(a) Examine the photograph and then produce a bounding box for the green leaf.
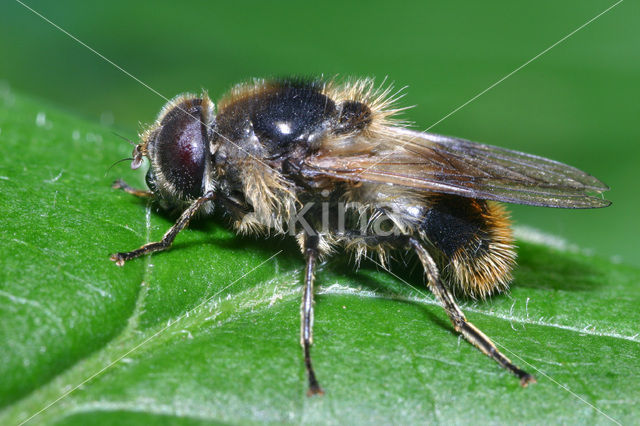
[1,92,639,425]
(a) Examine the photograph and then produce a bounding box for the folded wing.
[302,127,610,208]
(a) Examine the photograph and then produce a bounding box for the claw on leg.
[110,253,126,266]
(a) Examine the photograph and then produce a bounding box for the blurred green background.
[1,0,638,266]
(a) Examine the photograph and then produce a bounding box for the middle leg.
[301,233,324,396]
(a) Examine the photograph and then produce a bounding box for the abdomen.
[420,195,516,299]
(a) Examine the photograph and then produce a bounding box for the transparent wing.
[302,127,610,208]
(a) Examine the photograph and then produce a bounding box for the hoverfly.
[111,77,610,395]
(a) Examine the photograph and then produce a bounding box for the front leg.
[112,179,154,198]
[301,234,324,396]
[110,191,215,266]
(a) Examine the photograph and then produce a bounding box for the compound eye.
[154,98,209,199]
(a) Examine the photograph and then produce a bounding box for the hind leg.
[407,236,535,386]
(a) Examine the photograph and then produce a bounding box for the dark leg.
[408,237,535,386]
[112,179,153,198]
[302,234,324,396]
[110,191,215,266]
